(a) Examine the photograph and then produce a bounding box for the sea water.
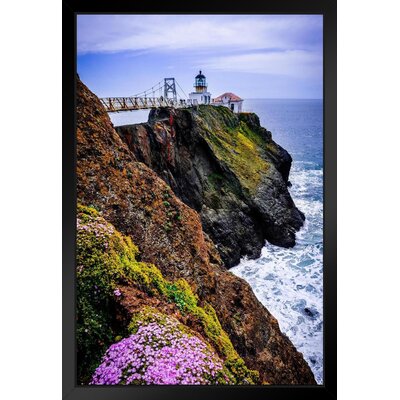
[230,99,324,384]
[110,109,150,126]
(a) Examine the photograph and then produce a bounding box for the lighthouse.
[189,70,212,105]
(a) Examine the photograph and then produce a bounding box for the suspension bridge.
[100,78,194,113]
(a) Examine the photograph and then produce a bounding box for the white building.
[189,71,212,105]
[212,92,243,113]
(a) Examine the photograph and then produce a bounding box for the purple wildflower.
[90,315,230,385]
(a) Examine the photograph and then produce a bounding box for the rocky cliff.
[76,77,316,384]
[116,106,304,268]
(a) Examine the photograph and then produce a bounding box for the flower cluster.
[91,315,231,385]
[77,215,115,250]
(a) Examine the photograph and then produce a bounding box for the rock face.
[116,106,304,268]
[76,77,316,384]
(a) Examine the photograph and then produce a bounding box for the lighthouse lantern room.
[189,70,212,105]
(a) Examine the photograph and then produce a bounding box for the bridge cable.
[130,80,163,98]
[175,80,188,100]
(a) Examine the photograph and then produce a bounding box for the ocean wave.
[231,162,324,383]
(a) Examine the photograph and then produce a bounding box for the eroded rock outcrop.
[76,77,316,384]
[116,106,304,268]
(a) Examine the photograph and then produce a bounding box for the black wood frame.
[62,1,337,398]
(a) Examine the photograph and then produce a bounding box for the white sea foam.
[231,161,324,384]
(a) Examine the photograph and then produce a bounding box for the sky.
[77,15,323,99]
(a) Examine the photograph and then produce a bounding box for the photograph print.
[75,14,324,386]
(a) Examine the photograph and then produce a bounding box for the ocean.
[110,99,324,384]
[110,110,150,126]
[230,99,324,384]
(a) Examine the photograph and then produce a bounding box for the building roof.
[195,70,206,79]
[213,92,243,102]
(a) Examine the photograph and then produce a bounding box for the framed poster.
[63,0,336,399]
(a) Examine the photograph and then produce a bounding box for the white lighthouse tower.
[189,70,212,105]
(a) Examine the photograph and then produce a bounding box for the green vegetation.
[196,106,270,194]
[77,204,259,385]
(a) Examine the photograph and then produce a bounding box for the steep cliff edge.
[116,106,304,268]
[76,77,316,384]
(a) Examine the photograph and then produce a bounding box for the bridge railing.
[99,96,192,112]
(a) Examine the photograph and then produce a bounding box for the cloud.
[203,50,322,78]
[77,14,322,94]
[77,14,322,55]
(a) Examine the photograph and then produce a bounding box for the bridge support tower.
[164,78,177,102]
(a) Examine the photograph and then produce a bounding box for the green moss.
[238,120,267,148]
[224,357,260,385]
[77,204,260,385]
[195,106,270,194]
[165,279,198,312]
[188,304,259,383]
